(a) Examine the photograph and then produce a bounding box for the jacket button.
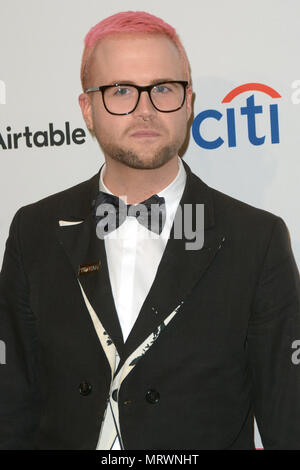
[79,381,92,396]
[145,389,160,404]
[112,389,118,402]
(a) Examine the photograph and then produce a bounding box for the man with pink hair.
[1,10,300,450]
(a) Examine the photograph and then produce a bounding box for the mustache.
[127,125,163,134]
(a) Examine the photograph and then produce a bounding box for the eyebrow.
[108,78,177,86]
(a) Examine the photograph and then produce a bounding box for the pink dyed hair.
[80,11,191,91]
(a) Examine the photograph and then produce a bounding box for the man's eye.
[114,87,130,96]
[153,85,170,93]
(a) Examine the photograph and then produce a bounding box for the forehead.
[89,33,185,84]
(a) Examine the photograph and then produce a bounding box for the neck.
[102,156,180,204]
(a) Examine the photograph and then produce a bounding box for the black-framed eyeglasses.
[85,80,189,115]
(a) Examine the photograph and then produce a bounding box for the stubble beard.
[97,132,185,170]
[101,143,179,169]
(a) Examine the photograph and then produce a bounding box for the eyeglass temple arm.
[85,87,101,93]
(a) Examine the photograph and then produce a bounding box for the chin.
[99,137,181,170]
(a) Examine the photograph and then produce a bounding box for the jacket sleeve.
[247,216,300,449]
[0,208,41,449]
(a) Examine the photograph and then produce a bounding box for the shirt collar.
[99,156,186,206]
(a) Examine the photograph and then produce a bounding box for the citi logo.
[192,83,281,150]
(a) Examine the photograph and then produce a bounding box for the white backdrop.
[1,0,300,450]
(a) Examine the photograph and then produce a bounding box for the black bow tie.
[92,191,166,237]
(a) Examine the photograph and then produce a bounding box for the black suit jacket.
[1,159,300,450]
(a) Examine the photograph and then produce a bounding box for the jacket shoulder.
[206,181,283,229]
[15,171,99,221]
[204,182,292,266]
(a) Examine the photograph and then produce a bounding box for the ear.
[186,86,193,122]
[78,93,94,132]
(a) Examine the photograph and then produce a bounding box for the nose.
[134,90,156,119]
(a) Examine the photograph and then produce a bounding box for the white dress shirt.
[97,156,186,450]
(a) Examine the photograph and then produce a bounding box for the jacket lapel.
[55,166,125,356]
[117,160,226,373]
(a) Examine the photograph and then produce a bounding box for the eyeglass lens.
[103,82,185,114]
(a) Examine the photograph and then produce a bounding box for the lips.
[130,130,160,137]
